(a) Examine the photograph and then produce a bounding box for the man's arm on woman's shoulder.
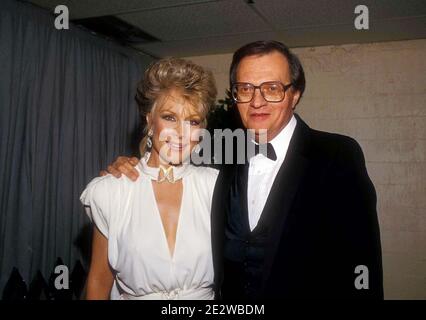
[101,156,140,181]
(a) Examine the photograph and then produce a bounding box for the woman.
[80,58,218,300]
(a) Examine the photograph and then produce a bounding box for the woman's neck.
[147,149,164,168]
[147,149,181,169]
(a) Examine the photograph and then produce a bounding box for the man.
[106,41,383,299]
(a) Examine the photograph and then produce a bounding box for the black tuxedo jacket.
[210,114,383,299]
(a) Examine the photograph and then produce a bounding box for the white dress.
[80,155,219,300]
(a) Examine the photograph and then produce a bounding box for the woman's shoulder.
[190,165,219,181]
[80,173,136,204]
[85,173,131,190]
[187,166,219,205]
[189,165,219,195]
[80,175,133,238]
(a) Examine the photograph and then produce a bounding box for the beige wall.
[185,39,426,299]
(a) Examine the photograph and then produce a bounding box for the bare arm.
[85,226,114,300]
[100,156,140,181]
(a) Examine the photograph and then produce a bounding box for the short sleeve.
[205,167,219,184]
[80,176,111,238]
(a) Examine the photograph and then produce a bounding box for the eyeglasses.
[231,81,293,103]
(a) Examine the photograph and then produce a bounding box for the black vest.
[222,163,271,300]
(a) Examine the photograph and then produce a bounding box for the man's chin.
[246,126,269,136]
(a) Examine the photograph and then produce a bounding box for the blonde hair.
[135,57,217,155]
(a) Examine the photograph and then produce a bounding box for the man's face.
[235,51,300,141]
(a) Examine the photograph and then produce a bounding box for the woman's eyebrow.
[160,110,176,115]
[186,114,201,118]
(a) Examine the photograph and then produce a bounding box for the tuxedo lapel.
[256,115,312,292]
[237,162,250,233]
[211,163,236,295]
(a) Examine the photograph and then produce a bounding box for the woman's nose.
[174,120,190,138]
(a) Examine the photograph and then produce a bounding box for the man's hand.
[100,156,140,181]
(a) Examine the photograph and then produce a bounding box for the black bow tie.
[252,142,277,161]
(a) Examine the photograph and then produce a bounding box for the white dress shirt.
[247,115,297,231]
[80,154,218,300]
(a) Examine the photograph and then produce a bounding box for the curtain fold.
[0,0,152,294]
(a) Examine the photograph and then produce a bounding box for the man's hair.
[229,40,306,105]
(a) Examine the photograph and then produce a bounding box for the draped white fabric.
[80,158,219,300]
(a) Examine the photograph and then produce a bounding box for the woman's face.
[148,89,203,165]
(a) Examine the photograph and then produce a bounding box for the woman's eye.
[190,119,200,126]
[162,115,175,121]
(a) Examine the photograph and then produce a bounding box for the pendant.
[158,165,175,183]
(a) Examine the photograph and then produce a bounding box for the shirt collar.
[268,114,297,161]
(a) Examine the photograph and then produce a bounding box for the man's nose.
[250,87,267,108]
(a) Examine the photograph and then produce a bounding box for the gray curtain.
[0,0,153,294]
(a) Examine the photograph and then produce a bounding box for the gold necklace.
[158,165,175,183]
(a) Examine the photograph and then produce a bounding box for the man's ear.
[291,90,301,110]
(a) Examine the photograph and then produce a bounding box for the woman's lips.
[167,141,188,151]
